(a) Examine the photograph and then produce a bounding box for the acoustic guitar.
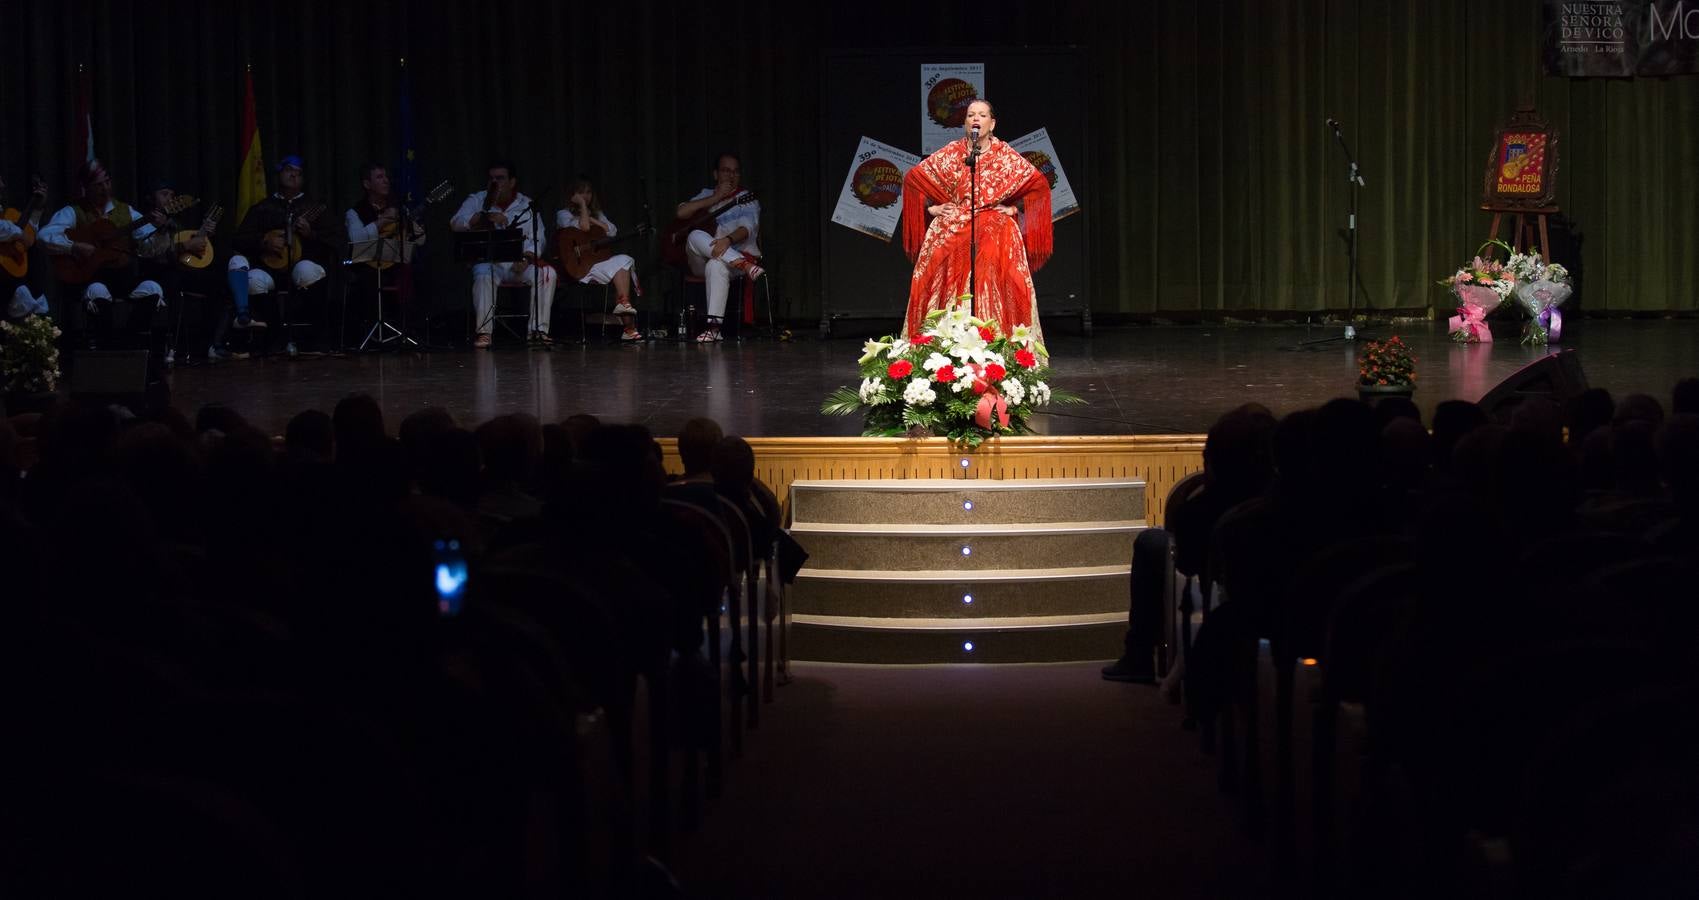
[175,202,224,269]
[367,180,453,271]
[0,176,48,279]
[659,190,758,268]
[260,201,328,270]
[556,220,653,282]
[52,194,199,284]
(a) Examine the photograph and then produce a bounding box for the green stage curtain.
[5,0,1694,317]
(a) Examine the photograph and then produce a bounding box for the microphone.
[1326,117,1340,129]
[971,123,981,144]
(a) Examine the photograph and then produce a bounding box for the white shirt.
[39,200,156,254]
[0,219,20,242]
[687,188,760,257]
[449,190,545,258]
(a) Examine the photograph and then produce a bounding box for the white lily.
[858,338,892,365]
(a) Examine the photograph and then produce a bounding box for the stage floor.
[163,320,1697,438]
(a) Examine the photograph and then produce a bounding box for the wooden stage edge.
[655,434,1208,524]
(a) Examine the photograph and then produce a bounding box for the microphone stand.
[964,129,981,316]
[1300,118,1369,347]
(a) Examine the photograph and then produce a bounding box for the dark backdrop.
[5,0,1696,321]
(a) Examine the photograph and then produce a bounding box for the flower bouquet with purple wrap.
[1505,253,1573,346]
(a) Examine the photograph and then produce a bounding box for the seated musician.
[449,160,557,348]
[133,177,224,367]
[231,154,334,355]
[675,152,764,343]
[38,160,167,345]
[343,161,425,339]
[555,175,642,342]
[1,173,48,318]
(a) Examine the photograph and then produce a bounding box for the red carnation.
[935,365,957,383]
[887,359,913,379]
[978,325,995,343]
[911,334,934,346]
[1014,348,1037,368]
[984,363,1007,382]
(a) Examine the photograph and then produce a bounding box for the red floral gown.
[901,136,1052,340]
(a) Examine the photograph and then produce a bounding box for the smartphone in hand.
[434,539,469,617]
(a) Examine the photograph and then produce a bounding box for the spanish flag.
[235,69,266,224]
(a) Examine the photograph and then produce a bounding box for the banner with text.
[1009,128,1080,222]
[831,137,922,241]
[1544,1,1699,76]
[920,63,987,154]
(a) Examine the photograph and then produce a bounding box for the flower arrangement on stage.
[1,313,62,394]
[1441,251,1512,344]
[1357,335,1415,388]
[1440,240,1571,345]
[820,299,1080,448]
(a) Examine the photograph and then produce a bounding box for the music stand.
[347,236,419,350]
[453,227,525,342]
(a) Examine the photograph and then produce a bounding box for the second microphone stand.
[964,130,981,315]
[1301,118,1370,347]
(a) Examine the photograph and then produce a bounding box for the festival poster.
[1008,128,1080,222]
[920,63,986,155]
[1493,132,1549,197]
[830,137,921,241]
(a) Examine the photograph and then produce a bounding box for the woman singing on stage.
[901,99,1052,346]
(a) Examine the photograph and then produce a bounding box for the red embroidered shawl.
[901,137,1052,339]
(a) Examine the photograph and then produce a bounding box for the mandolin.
[368,180,453,270]
[175,202,224,269]
[556,220,653,282]
[659,190,758,268]
[261,201,328,270]
[0,176,50,279]
[52,194,199,284]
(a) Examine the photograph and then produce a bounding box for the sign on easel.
[1481,108,1561,259]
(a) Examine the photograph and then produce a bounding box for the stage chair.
[488,280,534,343]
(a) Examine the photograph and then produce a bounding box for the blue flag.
[397,58,418,204]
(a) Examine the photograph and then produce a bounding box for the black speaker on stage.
[71,349,157,410]
[1477,349,1588,421]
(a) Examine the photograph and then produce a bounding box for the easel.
[1483,206,1555,262]
[1480,107,1561,263]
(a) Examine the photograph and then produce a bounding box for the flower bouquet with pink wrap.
[1440,251,1513,344]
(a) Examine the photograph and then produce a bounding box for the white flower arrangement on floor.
[1,313,62,394]
[822,298,1080,448]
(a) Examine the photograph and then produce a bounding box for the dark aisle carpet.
[669,661,1273,899]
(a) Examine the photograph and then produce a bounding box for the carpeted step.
[792,566,1128,618]
[790,478,1145,526]
[787,613,1125,664]
[789,521,1144,572]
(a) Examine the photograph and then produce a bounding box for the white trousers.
[227,254,327,293]
[685,230,746,320]
[473,261,557,335]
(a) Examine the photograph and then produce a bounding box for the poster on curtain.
[1008,128,1079,222]
[920,63,986,155]
[831,137,921,241]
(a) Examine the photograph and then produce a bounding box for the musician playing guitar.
[38,159,170,345]
[134,178,223,366]
[344,162,427,248]
[0,173,48,318]
[674,152,764,343]
[231,154,333,356]
[556,176,643,342]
